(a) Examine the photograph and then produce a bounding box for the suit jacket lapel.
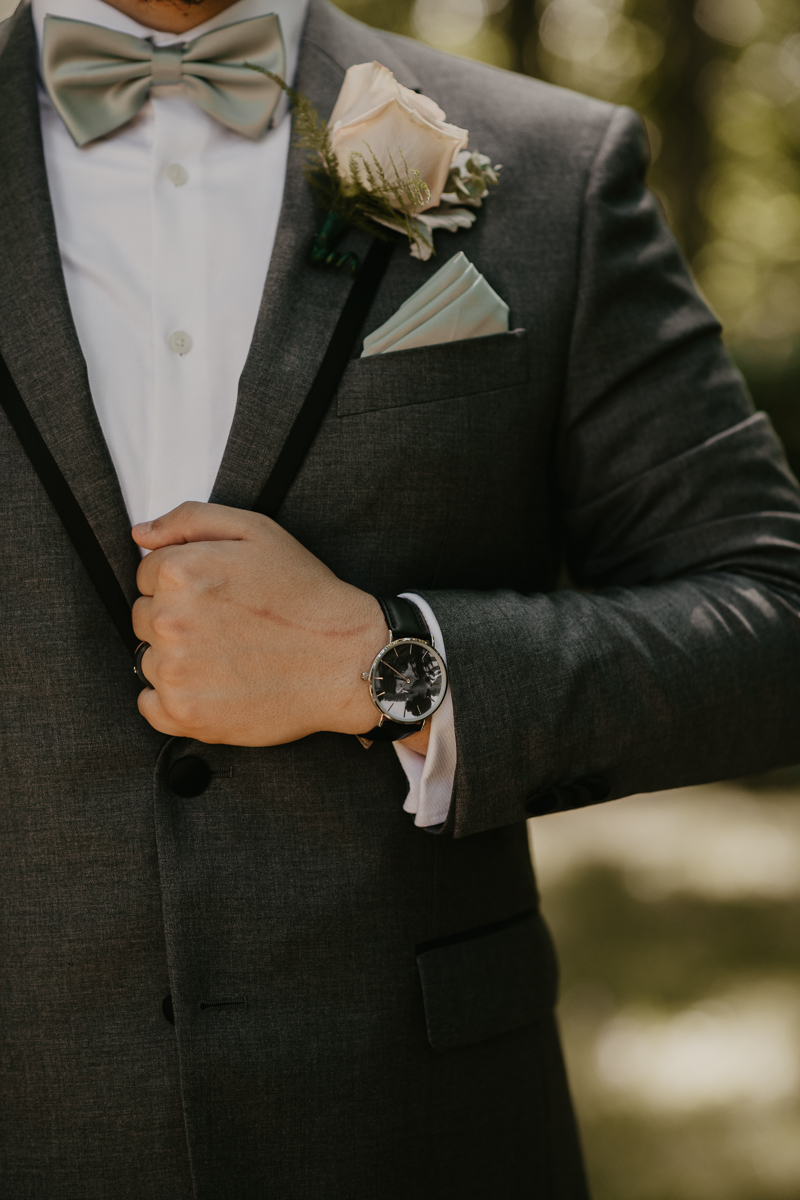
[210,0,420,510]
[0,4,141,602]
[0,0,420,568]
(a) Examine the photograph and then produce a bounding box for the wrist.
[353,596,447,744]
[325,589,389,736]
[396,724,431,755]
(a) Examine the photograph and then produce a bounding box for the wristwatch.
[357,596,448,748]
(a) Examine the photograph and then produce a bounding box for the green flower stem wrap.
[310,211,360,274]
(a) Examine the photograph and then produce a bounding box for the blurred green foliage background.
[333,0,800,472]
[531,775,800,1200]
[328,4,800,1198]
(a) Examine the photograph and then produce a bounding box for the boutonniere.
[246,60,500,271]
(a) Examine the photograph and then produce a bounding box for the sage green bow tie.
[42,13,285,147]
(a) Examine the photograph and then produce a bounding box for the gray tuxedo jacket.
[3,1,800,1197]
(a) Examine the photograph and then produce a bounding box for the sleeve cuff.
[392,593,457,828]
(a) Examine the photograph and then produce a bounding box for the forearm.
[422,561,800,838]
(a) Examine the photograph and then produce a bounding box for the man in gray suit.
[3,0,800,1195]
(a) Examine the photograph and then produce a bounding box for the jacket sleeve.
[420,105,800,839]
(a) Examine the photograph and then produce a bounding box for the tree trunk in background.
[505,0,718,265]
[632,0,720,264]
[506,0,539,78]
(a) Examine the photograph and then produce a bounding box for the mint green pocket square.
[361,252,509,357]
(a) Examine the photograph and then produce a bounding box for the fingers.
[132,501,269,552]
[134,647,199,738]
[137,685,187,738]
[135,537,224,597]
[136,544,178,598]
[132,595,153,640]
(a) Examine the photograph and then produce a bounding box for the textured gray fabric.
[417,911,559,1050]
[337,327,529,415]
[2,0,800,1195]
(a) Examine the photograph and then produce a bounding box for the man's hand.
[132,502,401,747]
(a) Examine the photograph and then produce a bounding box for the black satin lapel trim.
[252,237,395,519]
[0,7,141,603]
[0,353,138,653]
[209,1,420,512]
[209,44,367,510]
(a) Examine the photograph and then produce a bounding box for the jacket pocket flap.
[416,909,558,1052]
[337,328,529,416]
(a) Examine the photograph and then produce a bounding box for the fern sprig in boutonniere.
[245,60,501,270]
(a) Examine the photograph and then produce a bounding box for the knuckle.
[149,610,182,641]
[152,649,185,688]
[163,694,201,730]
[157,556,188,590]
[178,500,202,521]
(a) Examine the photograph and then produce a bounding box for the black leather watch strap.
[375,596,431,643]
[359,717,424,744]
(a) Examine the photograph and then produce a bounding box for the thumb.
[132,501,264,550]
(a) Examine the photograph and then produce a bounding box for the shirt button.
[168,330,193,355]
[165,162,188,186]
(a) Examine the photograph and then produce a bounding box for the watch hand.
[381,661,411,684]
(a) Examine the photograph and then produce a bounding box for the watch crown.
[361,671,370,682]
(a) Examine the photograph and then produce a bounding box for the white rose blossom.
[326,63,501,260]
[244,58,501,263]
[329,62,468,211]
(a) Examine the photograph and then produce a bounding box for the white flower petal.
[415,206,477,232]
[410,239,434,261]
[331,98,467,209]
[328,62,469,208]
[372,215,435,260]
[397,83,447,126]
[329,62,398,129]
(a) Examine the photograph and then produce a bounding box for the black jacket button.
[526,775,610,816]
[569,775,611,805]
[525,786,560,816]
[168,755,212,798]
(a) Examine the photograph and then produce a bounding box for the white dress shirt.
[32,0,456,826]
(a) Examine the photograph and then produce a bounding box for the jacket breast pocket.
[337,328,529,416]
[416,908,559,1052]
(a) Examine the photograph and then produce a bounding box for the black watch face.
[371,639,447,724]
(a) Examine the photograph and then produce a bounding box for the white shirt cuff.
[392,593,457,828]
